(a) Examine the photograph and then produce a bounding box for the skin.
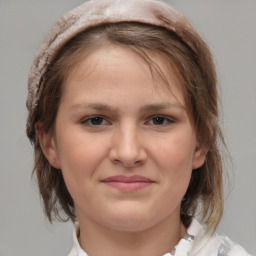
[38,46,206,256]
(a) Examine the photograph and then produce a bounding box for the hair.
[27,22,225,235]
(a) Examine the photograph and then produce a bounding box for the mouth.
[100,175,155,192]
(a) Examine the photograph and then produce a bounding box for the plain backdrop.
[0,0,255,255]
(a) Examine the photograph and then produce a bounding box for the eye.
[147,116,174,126]
[81,116,109,126]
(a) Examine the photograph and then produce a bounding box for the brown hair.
[27,22,225,234]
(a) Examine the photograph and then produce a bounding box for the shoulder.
[214,234,252,256]
[187,219,252,256]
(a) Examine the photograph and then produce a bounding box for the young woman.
[26,0,251,255]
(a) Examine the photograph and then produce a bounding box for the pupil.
[91,117,103,125]
[153,117,164,125]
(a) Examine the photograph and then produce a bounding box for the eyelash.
[80,116,109,126]
[80,115,175,127]
[146,115,175,126]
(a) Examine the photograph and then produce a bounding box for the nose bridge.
[119,122,139,154]
[110,121,147,167]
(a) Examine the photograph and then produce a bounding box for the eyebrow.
[140,103,186,112]
[70,103,116,112]
[70,102,185,112]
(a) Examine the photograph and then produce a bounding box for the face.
[41,46,205,232]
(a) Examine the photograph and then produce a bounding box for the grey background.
[0,0,255,255]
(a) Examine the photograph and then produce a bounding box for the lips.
[101,175,155,192]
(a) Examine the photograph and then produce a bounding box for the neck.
[77,212,187,256]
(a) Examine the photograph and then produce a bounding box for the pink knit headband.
[27,0,202,120]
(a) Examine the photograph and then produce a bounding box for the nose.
[109,124,147,168]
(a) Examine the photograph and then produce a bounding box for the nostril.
[109,147,147,168]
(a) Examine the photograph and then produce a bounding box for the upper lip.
[101,175,155,183]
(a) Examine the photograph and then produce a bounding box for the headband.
[27,0,202,125]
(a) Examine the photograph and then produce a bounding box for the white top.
[68,219,252,256]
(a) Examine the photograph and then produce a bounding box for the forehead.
[63,45,186,105]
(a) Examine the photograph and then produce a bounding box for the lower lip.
[102,181,153,192]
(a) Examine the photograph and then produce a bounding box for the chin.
[107,219,154,233]
[98,207,163,233]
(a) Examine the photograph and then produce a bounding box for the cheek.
[152,135,195,195]
[55,131,109,189]
[154,135,195,170]
[58,128,102,162]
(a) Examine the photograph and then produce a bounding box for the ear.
[192,142,208,170]
[35,122,61,169]
[192,123,213,170]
